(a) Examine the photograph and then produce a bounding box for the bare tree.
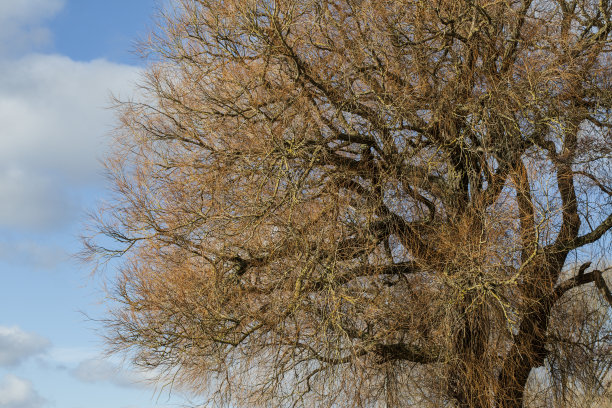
[85,0,612,407]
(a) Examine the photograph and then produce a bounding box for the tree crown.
[87,1,612,407]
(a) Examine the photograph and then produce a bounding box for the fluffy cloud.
[0,0,65,55]
[0,54,140,231]
[71,358,155,389]
[0,375,45,408]
[0,54,140,182]
[0,326,50,367]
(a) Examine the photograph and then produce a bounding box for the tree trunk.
[450,301,491,408]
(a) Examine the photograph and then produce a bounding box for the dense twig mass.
[85,1,612,407]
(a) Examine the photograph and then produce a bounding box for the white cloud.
[0,326,50,367]
[0,54,141,231]
[0,375,45,408]
[0,0,65,55]
[0,54,140,181]
[71,358,156,389]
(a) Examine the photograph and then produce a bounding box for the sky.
[0,1,188,407]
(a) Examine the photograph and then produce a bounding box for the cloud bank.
[0,326,50,367]
[0,0,141,233]
[0,54,140,231]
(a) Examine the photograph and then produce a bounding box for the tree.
[86,0,612,407]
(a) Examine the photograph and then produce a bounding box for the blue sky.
[0,1,187,407]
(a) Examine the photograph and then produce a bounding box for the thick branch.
[554,264,612,306]
[559,212,612,251]
[512,160,537,263]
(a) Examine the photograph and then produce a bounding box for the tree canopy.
[87,0,612,407]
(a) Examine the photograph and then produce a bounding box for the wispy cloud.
[70,358,157,389]
[0,0,65,55]
[0,326,50,367]
[45,346,98,367]
[0,168,75,231]
[0,239,66,269]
